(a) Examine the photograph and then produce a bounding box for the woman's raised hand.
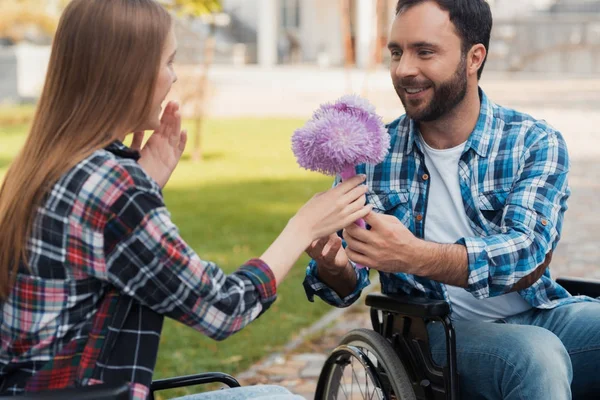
[134,101,187,188]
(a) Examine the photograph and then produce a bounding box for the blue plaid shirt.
[304,89,597,311]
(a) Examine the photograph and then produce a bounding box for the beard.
[395,56,468,122]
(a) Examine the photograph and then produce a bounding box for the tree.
[0,0,66,43]
[164,0,221,15]
[161,0,222,162]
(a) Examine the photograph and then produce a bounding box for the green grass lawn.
[0,118,335,398]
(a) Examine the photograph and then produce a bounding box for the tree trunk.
[361,0,384,97]
[339,0,354,68]
[191,31,215,162]
[339,0,354,93]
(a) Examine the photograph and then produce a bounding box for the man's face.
[388,2,468,122]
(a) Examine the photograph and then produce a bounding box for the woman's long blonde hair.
[0,0,172,300]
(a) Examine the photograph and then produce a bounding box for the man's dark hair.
[396,0,493,79]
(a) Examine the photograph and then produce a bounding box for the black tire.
[317,328,416,400]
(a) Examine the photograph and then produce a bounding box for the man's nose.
[394,54,419,79]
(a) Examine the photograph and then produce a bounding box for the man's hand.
[306,233,349,273]
[344,212,469,286]
[306,233,358,298]
[134,101,187,188]
[343,211,418,274]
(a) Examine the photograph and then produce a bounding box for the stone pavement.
[192,67,600,399]
[236,301,373,399]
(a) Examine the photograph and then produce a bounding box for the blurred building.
[205,0,600,75]
[209,0,397,68]
[488,0,600,74]
[3,0,600,103]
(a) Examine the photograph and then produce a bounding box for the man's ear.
[467,43,486,78]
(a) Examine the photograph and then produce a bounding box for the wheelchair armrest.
[366,293,450,318]
[150,372,240,394]
[0,383,130,400]
[557,277,600,298]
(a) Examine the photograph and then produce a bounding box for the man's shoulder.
[490,101,562,144]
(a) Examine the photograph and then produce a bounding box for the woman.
[0,0,371,399]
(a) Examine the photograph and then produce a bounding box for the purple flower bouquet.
[292,95,390,267]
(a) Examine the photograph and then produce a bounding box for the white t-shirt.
[419,136,532,322]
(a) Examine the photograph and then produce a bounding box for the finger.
[341,183,368,204]
[343,193,367,216]
[363,210,384,228]
[340,205,373,232]
[307,237,328,259]
[334,174,367,194]
[322,242,342,266]
[156,102,174,135]
[346,247,374,269]
[344,221,371,244]
[179,130,188,153]
[344,234,371,257]
[168,111,182,147]
[322,236,342,262]
[164,101,178,118]
[160,102,179,134]
[131,131,145,151]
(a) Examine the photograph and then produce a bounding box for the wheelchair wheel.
[316,328,416,400]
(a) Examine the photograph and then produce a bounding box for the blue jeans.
[428,302,600,399]
[172,385,304,400]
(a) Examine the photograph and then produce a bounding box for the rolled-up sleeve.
[303,257,370,308]
[457,125,570,298]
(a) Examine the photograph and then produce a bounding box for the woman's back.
[0,142,165,397]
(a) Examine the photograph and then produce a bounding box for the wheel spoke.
[350,357,367,399]
[340,364,351,400]
[350,357,354,400]
[366,369,370,400]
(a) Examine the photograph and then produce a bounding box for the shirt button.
[541,219,548,226]
[416,214,423,222]
[422,174,429,181]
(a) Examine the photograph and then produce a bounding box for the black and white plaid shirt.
[0,142,277,399]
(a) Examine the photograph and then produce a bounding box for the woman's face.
[145,26,178,131]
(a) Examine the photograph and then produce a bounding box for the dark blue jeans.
[428,302,600,399]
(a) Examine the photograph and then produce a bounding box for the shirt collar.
[105,140,141,161]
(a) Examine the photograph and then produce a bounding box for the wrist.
[408,238,433,275]
[286,216,313,249]
[318,260,353,277]
[317,262,355,287]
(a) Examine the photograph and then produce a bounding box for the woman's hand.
[134,101,187,188]
[290,175,371,244]
[260,174,370,286]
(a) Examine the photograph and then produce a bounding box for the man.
[304,0,600,398]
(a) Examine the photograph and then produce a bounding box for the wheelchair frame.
[0,372,241,400]
[316,276,600,400]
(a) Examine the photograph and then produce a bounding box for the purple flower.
[292,94,390,176]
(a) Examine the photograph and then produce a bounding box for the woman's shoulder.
[72,145,163,211]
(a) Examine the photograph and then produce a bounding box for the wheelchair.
[315,277,600,400]
[0,372,240,400]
